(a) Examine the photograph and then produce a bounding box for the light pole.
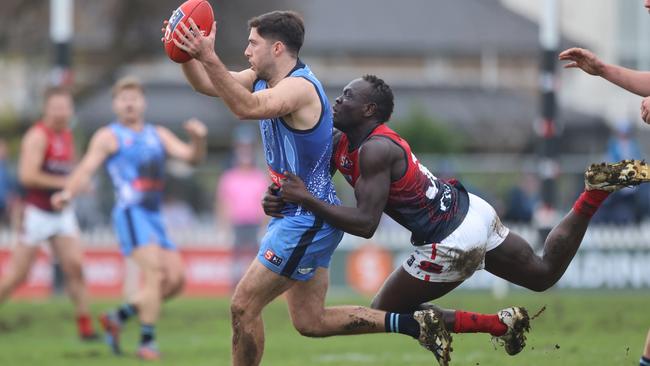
[536,0,561,234]
[49,0,74,296]
[50,0,74,86]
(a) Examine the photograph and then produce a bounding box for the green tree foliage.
[393,105,466,154]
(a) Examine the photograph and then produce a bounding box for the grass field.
[0,290,647,366]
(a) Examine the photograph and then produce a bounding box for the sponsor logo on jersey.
[406,255,416,267]
[339,155,353,170]
[264,249,283,266]
[44,159,73,175]
[439,184,452,212]
[268,167,286,187]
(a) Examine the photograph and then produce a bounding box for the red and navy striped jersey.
[24,122,75,211]
[332,124,469,245]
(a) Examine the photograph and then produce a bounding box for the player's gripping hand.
[262,183,285,218]
[160,20,169,43]
[160,19,169,43]
[558,47,606,76]
[173,18,217,62]
[279,172,311,205]
[641,97,650,125]
[50,190,71,211]
[183,118,207,139]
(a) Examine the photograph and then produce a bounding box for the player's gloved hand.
[641,97,650,125]
[558,47,606,76]
[279,172,311,205]
[183,118,208,139]
[50,190,71,211]
[262,183,284,218]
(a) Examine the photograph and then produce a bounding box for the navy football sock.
[140,323,156,345]
[640,356,650,366]
[116,303,137,323]
[385,312,420,339]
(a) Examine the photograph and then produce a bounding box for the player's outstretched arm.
[281,139,392,238]
[156,118,207,165]
[180,60,256,97]
[232,78,314,121]
[160,20,255,97]
[51,127,117,210]
[174,19,312,121]
[18,128,66,190]
[559,47,650,96]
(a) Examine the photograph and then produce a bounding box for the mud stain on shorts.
[491,215,508,239]
[448,246,485,278]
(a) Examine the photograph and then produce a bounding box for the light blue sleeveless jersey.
[254,60,340,216]
[105,122,166,210]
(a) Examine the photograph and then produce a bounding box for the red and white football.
[163,0,214,63]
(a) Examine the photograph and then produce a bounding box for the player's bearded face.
[113,89,146,123]
[44,94,73,126]
[245,29,275,81]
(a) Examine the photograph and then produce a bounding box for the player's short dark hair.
[362,75,394,123]
[43,86,71,102]
[248,11,305,56]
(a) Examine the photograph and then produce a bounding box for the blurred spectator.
[503,173,540,223]
[593,120,646,224]
[606,119,642,162]
[216,126,268,289]
[0,138,18,226]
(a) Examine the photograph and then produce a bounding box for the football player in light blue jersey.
[171,10,450,366]
[51,77,207,360]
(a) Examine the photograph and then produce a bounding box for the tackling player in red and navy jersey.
[333,123,469,247]
[270,75,647,364]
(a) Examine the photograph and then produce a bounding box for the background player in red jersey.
[265,75,650,363]
[0,87,97,340]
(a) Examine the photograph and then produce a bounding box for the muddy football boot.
[585,159,650,192]
[493,307,530,356]
[413,309,453,366]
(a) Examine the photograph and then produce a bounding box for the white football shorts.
[20,204,80,245]
[402,193,509,282]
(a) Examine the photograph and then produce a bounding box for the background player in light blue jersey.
[51,77,207,360]
[171,10,451,366]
